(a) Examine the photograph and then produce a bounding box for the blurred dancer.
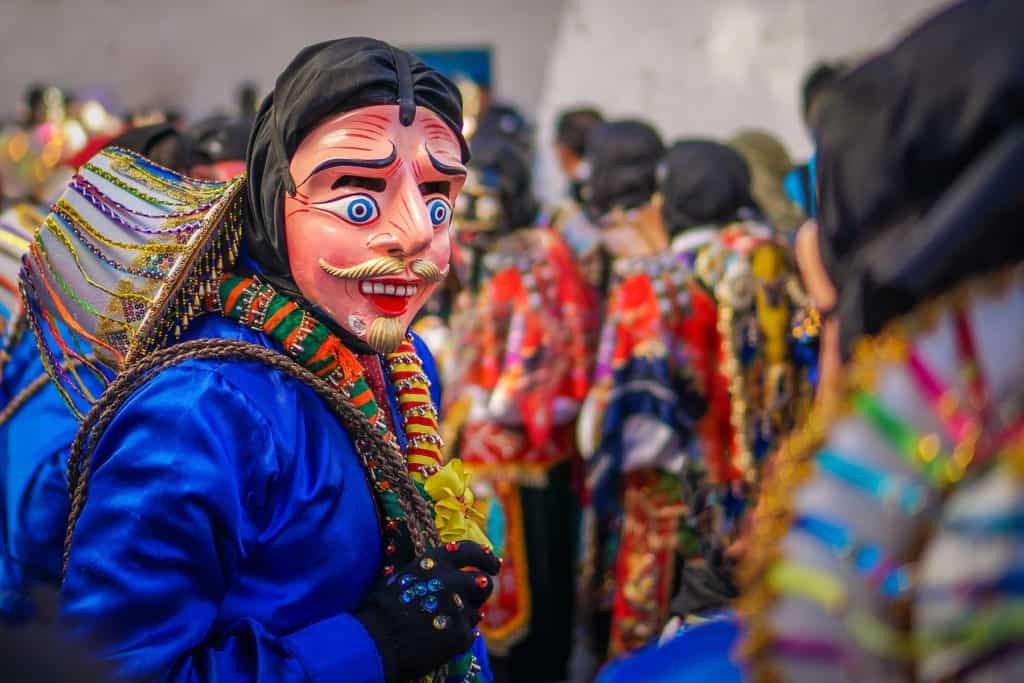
[445,129,596,682]
[561,119,665,290]
[580,138,815,673]
[547,107,603,224]
[741,1,1024,680]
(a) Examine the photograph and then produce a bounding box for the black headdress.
[244,37,468,302]
[659,139,755,237]
[582,120,664,221]
[814,0,1024,353]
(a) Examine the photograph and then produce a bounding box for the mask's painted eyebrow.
[302,142,397,182]
[425,145,466,176]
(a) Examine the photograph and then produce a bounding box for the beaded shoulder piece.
[694,222,816,484]
[0,203,43,367]
[737,264,1024,682]
[18,146,246,418]
[469,227,597,448]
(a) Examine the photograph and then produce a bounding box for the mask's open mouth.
[359,278,421,315]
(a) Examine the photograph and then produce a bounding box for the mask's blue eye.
[427,197,452,228]
[316,193,380,226]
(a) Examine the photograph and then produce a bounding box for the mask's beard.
[367,315,406,354]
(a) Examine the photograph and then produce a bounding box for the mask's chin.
[366,315,406,354]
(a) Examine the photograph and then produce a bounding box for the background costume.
[740,2,1024,679]
[580,138,817,666]
[442,130,595,682]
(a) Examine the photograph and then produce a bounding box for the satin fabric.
[595,616,743,683]
[591,354,702,518]
[1,331,80,621]
[60,314,485,683]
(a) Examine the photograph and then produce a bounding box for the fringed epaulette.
[0,203,43,366]
[18,146,246,419]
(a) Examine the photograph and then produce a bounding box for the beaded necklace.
[209,273,444,577]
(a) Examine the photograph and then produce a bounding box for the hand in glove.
[356,540,500,683]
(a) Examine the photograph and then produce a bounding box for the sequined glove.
[356,540,500,683]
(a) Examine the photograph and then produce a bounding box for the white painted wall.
[1,0,954,201]
[0,0,564,118]
[532,0,952,201]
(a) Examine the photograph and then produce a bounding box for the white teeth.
[359,281,420,297]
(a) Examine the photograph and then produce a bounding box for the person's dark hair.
[191,115,253,164]
[660,139,755,236]
[801,61,846,122]
[582,119,664,220]
[106,123,200,174]
[237,82,260,117]
[555,107,604,158]
[470,132,539,231]
[474,102,532,156]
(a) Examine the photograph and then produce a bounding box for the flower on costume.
[425,460,491,549]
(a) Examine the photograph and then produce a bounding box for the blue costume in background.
[61,315,489,682]
[595,616,743,683]
[0,330,78,622]
[783,152,816,219]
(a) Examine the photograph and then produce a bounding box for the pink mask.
[284,104,465,353]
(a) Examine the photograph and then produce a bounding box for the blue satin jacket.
[60,314,490,682]
[1,330,76,621]
[596,616,743,683]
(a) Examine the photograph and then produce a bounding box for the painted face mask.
[284,104,465,353]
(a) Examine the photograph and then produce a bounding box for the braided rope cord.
[63,338,440,578]
[0,372,53,426]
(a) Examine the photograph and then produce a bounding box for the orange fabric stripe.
[223,278,250,314]
[263,300,298,332]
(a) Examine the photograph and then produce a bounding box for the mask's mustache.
[319,256,448,283]
[409,259,447,283]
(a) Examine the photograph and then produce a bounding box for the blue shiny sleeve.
[60,362,384,683]
[1,333,80,617]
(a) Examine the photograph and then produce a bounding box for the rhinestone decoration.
[433,615,449,630]
[420,557,436,571]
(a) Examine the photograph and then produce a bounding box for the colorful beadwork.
[19,147,246,420]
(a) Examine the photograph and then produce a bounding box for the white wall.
[0,0,564,118]
[532,0,952,201]
[2,0,954,201]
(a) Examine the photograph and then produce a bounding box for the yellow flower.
[425,460,491,548]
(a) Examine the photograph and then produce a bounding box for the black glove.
[356,540,501,683]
